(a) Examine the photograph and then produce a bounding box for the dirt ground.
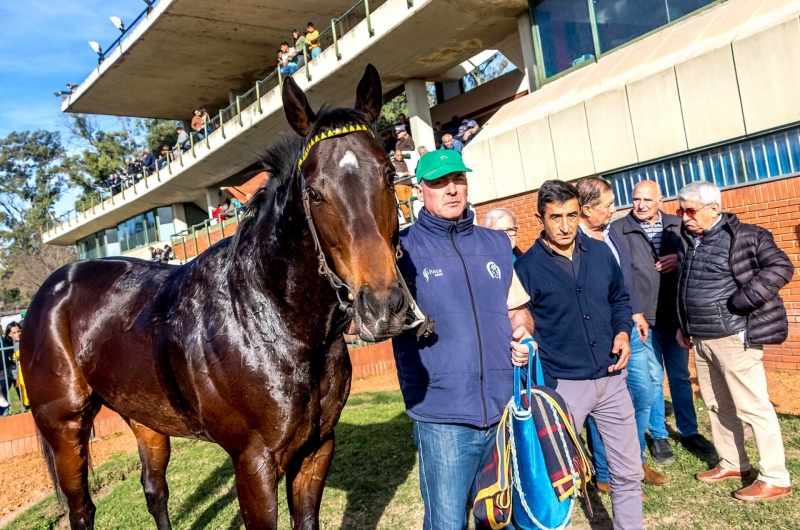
[1,368,797,521]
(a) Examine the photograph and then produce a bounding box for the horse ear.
[355,64,382,124]
[282,76,316,136]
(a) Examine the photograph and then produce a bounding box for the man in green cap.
[392,150,534,529]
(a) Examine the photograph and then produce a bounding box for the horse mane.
[227,105,375,259]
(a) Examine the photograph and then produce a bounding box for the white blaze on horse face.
[338,150,359,169]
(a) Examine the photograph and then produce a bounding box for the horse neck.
[231,179,340,338]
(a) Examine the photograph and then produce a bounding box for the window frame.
[529,0,727,85]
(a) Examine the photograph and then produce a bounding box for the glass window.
[156,206,176,241]
[105,228,120,257]
[668,0,714,21]
[533,0,595,78]
[593,0,668,53]
[145,211,157,244]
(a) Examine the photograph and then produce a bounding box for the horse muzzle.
[353,282,408,342]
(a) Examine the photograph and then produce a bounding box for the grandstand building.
[44,0,800,371]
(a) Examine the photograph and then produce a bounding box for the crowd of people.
[149,244,173,263]
[0,320,27,415]
[390,149,793,529]
[277,22,322,76]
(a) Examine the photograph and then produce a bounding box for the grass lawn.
[5,391,800,529]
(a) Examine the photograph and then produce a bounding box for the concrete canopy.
[48,0,527,245]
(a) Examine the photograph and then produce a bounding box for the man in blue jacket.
[393,151,534,529]
[514,180,643,530]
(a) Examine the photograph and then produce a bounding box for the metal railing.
[45,0,409,241]
[95,1,160,64]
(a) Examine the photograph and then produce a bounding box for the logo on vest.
[486,262,501,279]
[423,268,443,281]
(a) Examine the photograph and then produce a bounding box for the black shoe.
[680,433,718,459]
[649,438,675,464]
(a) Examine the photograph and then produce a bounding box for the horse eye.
[308,188,323,204]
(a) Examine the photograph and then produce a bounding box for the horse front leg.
[231,442,279,530]
[286,434,335,530]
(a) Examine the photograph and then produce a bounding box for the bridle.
[298,124,435,338]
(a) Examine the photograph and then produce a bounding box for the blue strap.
[513,338,541,411]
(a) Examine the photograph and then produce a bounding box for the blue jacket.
[514,234,632,386]
[392,208,516,428]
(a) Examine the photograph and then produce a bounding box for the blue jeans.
[651,327,698,437]
[414,421,512,530]
[588,326,655,481]
[311,47,321,59]
[280,64,298,76]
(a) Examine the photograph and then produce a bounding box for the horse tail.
[36,428,65,505]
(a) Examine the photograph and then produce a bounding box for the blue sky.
[0,0,148,213]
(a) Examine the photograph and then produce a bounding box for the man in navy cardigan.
[514,180,644,530]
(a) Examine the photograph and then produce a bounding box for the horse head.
[282,65,408,342]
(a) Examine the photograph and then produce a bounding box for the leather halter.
[298,125,435,337]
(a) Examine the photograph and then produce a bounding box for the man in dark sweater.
[515,180,643,530]
[676,181,793,502]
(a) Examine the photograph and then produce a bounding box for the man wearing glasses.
[676,181,793,501]
[483,208,523,260]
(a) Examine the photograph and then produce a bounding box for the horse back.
[22,257,198,438]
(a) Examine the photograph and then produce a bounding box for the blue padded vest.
[392,208,515,428]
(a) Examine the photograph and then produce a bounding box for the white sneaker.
[0,395,9,408]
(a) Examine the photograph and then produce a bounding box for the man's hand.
[608,332,631,372]
[510,326,534,367]
[655,254,679,273]
[676,328,692,349]
[632,313,649,342]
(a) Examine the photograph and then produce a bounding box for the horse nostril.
[387,282,406,313]
[356,286,381,320]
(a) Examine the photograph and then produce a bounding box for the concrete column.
[172,203,188,233]
[205,187,220,217]
[517,12,539,93]
[405,79,436,153]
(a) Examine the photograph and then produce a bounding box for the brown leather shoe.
[734,480,792,502]
[696,464,750,484]
[595,481,646,501]
[643,463,669,486]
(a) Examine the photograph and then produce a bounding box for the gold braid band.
[297,124,375,170]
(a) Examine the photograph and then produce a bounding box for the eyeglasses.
[503,227,519,236]
[676,204,712,219]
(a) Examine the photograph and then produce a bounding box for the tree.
[137,118,179,156]
[463,52,512,91]
[378,93,408,131]
[0,130,74,306]
[62,115,138,194]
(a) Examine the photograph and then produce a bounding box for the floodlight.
[54,91,72,97]
[66,83,78,91]
[110,16,125,32]
[88,41,102,54]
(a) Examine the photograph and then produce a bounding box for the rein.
[298,125,435,338]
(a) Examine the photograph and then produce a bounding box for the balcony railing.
[44,0,410,241]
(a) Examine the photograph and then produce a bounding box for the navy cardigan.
[514,234,632,386]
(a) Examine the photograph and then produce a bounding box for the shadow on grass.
[171,459,237,529]
[326,408,416,529]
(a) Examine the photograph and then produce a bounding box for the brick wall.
[474,175,800,374]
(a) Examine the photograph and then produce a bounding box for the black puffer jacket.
[677,213,795,345]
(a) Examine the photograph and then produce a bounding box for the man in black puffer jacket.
[676,181,794,502]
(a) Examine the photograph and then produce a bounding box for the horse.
[21,64,411,530]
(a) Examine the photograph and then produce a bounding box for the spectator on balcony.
[456,119,470,141]
[162,244,173,262]
[392,151,413,221]
[292,29,307,68]
[175,126,189,152]
[279,42,299,76]
[415,146,428,175]
[382,130,397,154]
[142,150,156,174]
[462,120,481,145]
[439,133,464,153]
[433,121,442,132]
[395,125,415,152]
[107,173,122,195]
[159,145,171,168]
[200,108,213,133]
[306,22,321,59]
[191,109,206,140]
[211,203,226,224]
[149,246,159,262]
[397,113,411,136]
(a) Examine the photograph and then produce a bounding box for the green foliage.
[137,118,179,156]
[0,130,73,306]
[463,51,513,91]
[378,93,408,131]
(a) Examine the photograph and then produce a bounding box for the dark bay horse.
[21,64,408,530]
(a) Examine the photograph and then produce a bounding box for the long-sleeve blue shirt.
[514,233,632,386]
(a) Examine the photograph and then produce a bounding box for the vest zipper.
[450,225,487,427]
[680,246,696,333]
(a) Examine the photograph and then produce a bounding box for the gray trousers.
[557,372,644,530]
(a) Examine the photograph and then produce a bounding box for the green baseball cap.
[415,150,472,181]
